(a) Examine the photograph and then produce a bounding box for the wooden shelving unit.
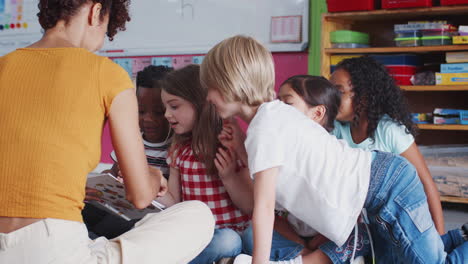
[321,6,468,204]
[418,124,468,131]
[325,45,468,54]
[401,85,468,91]
[441,196,468,204]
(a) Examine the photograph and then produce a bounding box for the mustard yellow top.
[0,48,133,222]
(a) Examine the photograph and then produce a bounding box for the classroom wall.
[99,51,308,164]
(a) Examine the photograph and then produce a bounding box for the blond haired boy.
[201,35,468,264]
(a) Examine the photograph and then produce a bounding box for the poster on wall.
[0,0,42,55]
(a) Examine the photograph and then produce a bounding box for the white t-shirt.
[333,116,414,155]
[245,100,372,247]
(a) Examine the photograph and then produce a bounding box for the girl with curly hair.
[330,56,445,235]
[0,1,214,263]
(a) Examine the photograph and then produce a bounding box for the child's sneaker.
[217,257,234,264]
[233,254,252,264]
[233,254,302,264]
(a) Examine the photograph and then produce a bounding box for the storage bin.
[327,0,376,12]
[421,36,452,46]
[440,0,468,5]
[332,43,370,48]
[421,27,458,37]
[420,144,468,167]
[391,74,413,85]
[330,30,370,44]
[428,166,468,198]
[370,54,421,66]
[395,37,421,46]
[382,0,432,9]
[386,65,418,75]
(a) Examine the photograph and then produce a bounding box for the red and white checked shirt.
[168,144,250,232]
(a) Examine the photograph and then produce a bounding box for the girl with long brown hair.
[158,64,253,264]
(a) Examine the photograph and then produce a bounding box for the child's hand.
[157,174,168,197]
[215,147,237,179]
[84,187,103,203]
[218,118,246,155]
[149,166,167,197]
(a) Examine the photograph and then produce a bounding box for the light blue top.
[333,115,414,155]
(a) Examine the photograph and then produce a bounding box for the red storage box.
[391,74,413,85]
[441,0,468,5]
[386,65,418,75]
[382,0,432,9]
[327,0,375,12]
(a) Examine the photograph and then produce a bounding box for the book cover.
[436,72,468,85]
[441,63,468,73]
[446,52,468,63]
[86,173,166,221]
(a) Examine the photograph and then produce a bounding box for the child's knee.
[212,229,242,255]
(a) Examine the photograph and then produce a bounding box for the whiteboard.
[0,0,43,56]
[99,0,309,57]
[0,0,308,57]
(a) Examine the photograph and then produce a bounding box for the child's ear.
[307,105,327,125]
[89,3,103,26]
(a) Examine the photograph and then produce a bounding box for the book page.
[86,173,165,220]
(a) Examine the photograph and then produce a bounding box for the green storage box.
[330,30,369,44]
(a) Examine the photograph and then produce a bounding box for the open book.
[86,173,166,221]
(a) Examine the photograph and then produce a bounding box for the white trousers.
[0,201,214,264]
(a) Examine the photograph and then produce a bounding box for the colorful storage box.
[382,0,432,9]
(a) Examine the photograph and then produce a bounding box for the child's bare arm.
[252,167,278,264]
[401,143,445,234]
[108,89,161,209]
[216,147,254,215]
[155,167,181,207]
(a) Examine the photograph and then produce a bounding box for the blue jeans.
[189,228,242,264]
[241,225,304,261]
[362,151,468,263]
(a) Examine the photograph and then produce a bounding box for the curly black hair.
[281,75,341,132]
[335,56,417,140]
[136,65,173,89]
[37,0,131,41]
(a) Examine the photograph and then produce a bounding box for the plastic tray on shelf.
[331,43,370,48]
[395,37,421,47]
[395,30,421,38]
[421,36,452,46]
[331,30,370,44]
